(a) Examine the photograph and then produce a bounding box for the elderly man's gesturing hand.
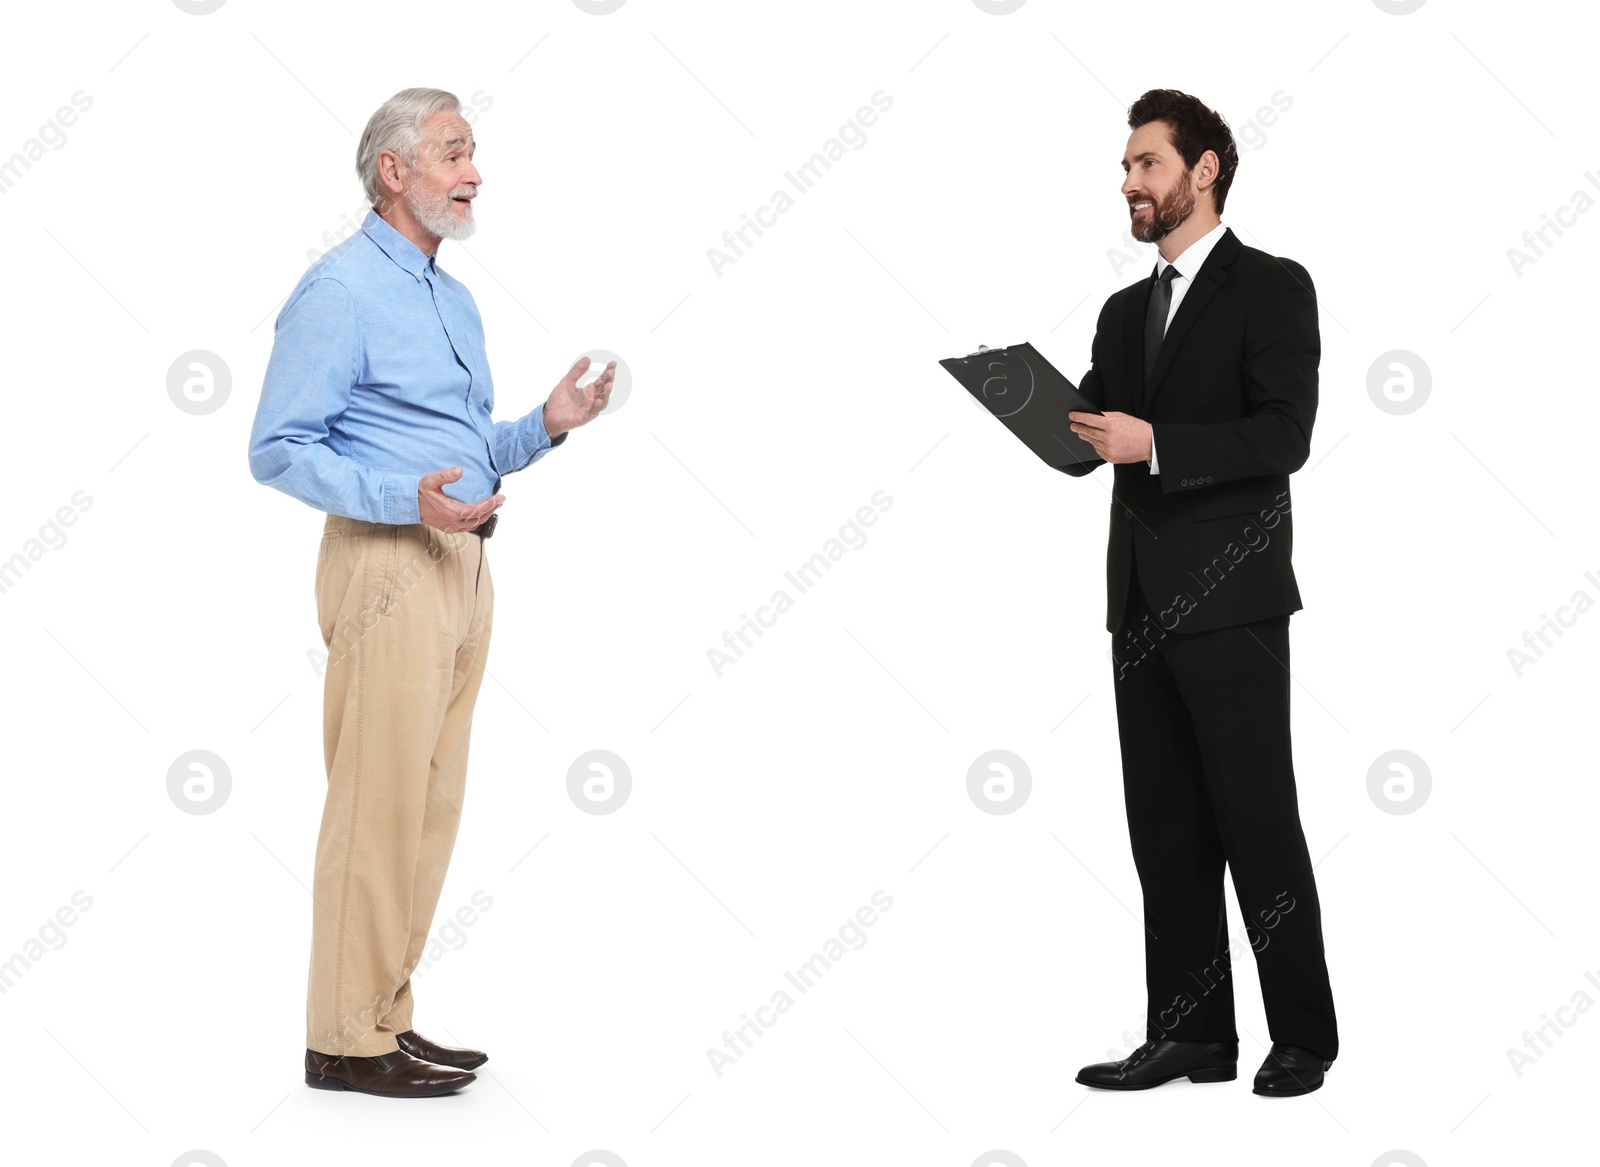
[417,467,505,533]
[543,356,615,439]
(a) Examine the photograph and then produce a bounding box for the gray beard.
[409,181,477,242]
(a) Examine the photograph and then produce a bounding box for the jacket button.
[1180,477,1190,486]
[1203,475,1212,483]
[1123,507,1133,519]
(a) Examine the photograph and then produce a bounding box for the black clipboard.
[938,342,1103,472]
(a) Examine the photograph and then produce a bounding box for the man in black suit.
[1062,90,1338,1097]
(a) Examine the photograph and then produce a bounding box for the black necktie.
[1143,264,1181,384]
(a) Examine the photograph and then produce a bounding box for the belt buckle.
[474,513,498,539]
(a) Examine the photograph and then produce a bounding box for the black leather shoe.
[304,1048,475,1096]
[397,1029,489,1071]
[1252,1043,1331,1096]
[1076,1039,1238,1090]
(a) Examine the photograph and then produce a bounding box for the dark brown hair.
[1127,89,1239,213]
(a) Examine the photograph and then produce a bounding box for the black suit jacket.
[1063,227,1318,635]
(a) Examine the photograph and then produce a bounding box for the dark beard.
[1132,175,1197,243]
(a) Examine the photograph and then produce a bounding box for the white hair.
[356,87,461,207]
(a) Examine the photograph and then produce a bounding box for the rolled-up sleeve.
[490,400,567,476]
[248,277,421,524]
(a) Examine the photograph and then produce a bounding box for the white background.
[1,1,1594,1165]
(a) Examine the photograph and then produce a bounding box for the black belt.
[470,514,498,539]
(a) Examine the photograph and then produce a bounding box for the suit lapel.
[1124,269,1153,413]
[1131,227,1242,415]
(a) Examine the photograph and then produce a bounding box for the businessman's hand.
[543,356,616,439]
[418,467,505,533]
[1069,411,1153,464]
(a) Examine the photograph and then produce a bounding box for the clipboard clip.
[957,343,1009,363]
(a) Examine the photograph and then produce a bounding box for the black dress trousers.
[1110,552,1338,1062]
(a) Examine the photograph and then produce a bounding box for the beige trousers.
[306,514,493,1056]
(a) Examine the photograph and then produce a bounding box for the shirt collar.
[361,207,437,282]
[1156,218,1227,282]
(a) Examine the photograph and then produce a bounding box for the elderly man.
[249,87,613,1098]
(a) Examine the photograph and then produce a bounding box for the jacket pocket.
[1189,481,1289,522]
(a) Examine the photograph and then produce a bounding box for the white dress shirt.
[1146,218,1227,474]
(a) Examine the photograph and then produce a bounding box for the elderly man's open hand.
[543,356,615,439]
[417,467,504,533]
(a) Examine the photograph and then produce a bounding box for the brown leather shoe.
[397,1029,489,1071]
[304,1048,475,1096]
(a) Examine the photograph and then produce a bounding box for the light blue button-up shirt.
[249,207,564,525]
